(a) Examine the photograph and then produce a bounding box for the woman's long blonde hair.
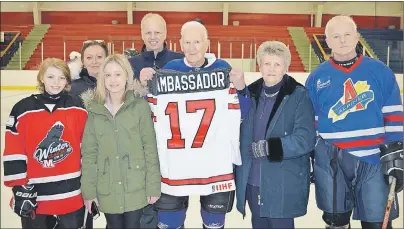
[95,54,134,102]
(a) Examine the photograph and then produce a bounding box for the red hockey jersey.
[3,93,88,215]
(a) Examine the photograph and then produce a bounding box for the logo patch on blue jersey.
[316,78,331,90]
[328,78,374,122]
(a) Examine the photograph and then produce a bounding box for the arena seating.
[0,25,33,69]
[359,28,403,73]
[6,24,401,73]
[304,27,325,42]
[0,25,33,39]
[26,24,305,71]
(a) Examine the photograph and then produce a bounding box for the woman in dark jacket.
[69,40,109,97]
[234,41,316,228]
[66,40,108,229]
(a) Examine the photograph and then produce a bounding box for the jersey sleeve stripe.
[333,137,384,149]
[4,160,27,176]
[385,126,404,132]
[382,105,403,113]
[161,173,234,186]
[384,115,404,122]
[319,127,385,139]
[3,172,27,182]
[3,154,27,161]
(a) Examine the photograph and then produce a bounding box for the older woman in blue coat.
[233,41,316,229]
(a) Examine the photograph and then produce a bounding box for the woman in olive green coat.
[80,54,160,229]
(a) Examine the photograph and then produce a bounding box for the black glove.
[380,141,403,193]
[11,185,38,218]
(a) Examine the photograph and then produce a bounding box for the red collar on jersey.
[330,55,364,74]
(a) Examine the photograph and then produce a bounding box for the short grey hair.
[325,15,357,38]
[256,41,291,69]
[141,13,167,31]
[181,21,208,40]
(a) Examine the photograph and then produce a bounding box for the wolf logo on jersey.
[33,121,73,168]
[329,78,375,123]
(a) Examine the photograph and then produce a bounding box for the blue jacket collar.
[248,74,303,141]
[141,42,169,61]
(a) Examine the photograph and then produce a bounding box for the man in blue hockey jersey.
[139,21,248,229]
[305,15,403,229]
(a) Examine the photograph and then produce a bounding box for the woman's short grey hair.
[256,41,291,70]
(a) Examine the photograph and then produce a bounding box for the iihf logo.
[212,182,233,193]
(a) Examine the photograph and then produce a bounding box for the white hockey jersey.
[147,68,241,196]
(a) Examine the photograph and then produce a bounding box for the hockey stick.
[79,206,89,229]
[382,176,396,229]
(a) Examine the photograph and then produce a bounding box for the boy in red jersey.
[3,58,88,228]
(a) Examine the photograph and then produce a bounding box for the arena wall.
[1,2,402,28]
[2,2,402,17]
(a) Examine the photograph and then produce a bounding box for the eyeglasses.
[83,40,104,45]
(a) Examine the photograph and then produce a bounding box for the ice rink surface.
[1,90,403,228]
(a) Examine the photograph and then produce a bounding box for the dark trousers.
[105,209,142,229]
[21,206,85,229]
[140,204,158,228]
[246,184,295,229]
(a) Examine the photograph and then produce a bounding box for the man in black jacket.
[129,13,184,80]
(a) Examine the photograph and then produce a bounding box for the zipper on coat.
[113,118,121,167]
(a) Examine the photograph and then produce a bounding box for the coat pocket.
[97,157,111,195]
[282,156,310,207]
[123,156,146,192]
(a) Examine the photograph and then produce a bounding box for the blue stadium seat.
[359,28,403,73]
